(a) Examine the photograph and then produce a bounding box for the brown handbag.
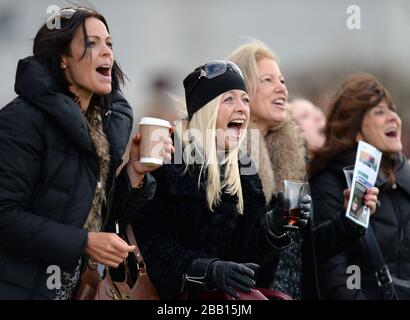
[74,259,130,300]
[74,224,159,300]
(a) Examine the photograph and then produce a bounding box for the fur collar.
[246,119,306,202]
[265,119,306,193]
[246,121,275,203]
[82,103,110,232]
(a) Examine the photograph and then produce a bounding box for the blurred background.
[0,0,409,156]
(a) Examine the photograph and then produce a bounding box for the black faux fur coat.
[132,155,290,299]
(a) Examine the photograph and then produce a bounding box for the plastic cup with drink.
[283,180,310,230]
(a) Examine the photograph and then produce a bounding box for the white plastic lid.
[139,117,171,128]
[140,157,163,166]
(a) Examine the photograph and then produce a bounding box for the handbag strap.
[126,224,145,268]
[364,225,397,300]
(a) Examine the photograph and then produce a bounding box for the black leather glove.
[297,194,311,228]
[207,260,259,298]
[266,192,311,235]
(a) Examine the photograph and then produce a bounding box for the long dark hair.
[308,73,397,187]
[33,7,125,96]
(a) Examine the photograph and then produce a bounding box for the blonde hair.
[226,40,278,99]
[177,95,246,214]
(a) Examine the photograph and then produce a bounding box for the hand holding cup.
[282,180,311,230]
[127,117,175,187]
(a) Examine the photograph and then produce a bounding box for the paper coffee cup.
[138,117,171,167]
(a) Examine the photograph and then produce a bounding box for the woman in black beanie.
[131,60,311,300]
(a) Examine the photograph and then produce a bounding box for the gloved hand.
[266,192,311,235]
[207,260,259,298]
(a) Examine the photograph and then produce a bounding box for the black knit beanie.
[183,61,247,120]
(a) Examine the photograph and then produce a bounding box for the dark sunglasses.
[186,60,244,100]
[198,60,244,80]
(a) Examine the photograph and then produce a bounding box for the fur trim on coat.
[246,121,275,203]
[83,102,111,232]
[264,118,306,194]
[246,118,306,201]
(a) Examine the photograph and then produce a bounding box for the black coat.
[310,149,410,299]
[0,56,155,299]
[132,148,291,300]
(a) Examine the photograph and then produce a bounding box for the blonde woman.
[131,61,311,300]
[227,41,315,299]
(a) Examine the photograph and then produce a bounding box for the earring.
[61,64,68,70]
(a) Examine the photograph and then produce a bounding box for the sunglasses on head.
[47,6,95,24]
[198,60,244,80]
[60,6,95,18]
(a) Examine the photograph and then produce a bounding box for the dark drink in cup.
[283,180,309,229]
[283,207,301,226]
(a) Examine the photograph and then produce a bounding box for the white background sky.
[0,0,409,130]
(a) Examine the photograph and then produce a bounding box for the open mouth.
[272,98,286,108]
[385,128,398,138]
[227,119,246,138]
[227,119,245,129]
[96,65,111,77]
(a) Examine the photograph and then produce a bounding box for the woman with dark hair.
[309,73,408,299]
[0,7,173,299]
